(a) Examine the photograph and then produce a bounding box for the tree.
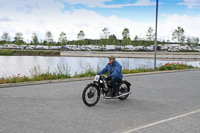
[14,32,23,45]
[187,37,199,46]
[1,32,10,42]
[194,37,199,46]
[109,34,118,45]
[101,27,110,39]
[146,27,154,46]
[186,37,191,46]
[100,27,110,45]
[122,28,130,39]
[77,30,85,45]
[172,27,185,44]
[58,32,67,46]
[45,31,53,44]
[133,35,139,46]
[122,28,131,46]
[31,32,39,45]
[77,30,85,40]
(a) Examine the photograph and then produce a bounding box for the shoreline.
[61,51,200,59]
[0,49,200,59]
[0,68,199,88]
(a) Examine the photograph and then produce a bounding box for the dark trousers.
[111,78,122,92]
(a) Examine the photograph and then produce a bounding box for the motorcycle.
[82,75,131,107]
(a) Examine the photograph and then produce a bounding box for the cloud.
[0,0,200,42]
[158,14,200,40]
[178,0,200,8]
[60,0,112,7]
[16,4,40,14]
[100,0,156,8]
[61,0,155,8]
[0,16,12,22]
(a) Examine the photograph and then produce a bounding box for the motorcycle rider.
[97,55,123,97]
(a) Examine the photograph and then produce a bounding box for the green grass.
[0,62,196,84]
[0,49,60,56]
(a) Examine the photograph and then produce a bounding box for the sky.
[0,0,200,42]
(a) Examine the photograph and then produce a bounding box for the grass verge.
[0,49,60,56]
[0,62,195,84]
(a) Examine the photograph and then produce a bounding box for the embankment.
[61,51,200,59]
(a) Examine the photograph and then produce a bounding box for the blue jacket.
[98,60,123,80]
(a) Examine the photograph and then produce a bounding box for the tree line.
[0,27,199,46]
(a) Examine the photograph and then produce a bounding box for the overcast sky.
[0,0,200,42]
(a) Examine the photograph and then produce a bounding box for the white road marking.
[120,109,200,133]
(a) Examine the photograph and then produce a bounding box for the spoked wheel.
[82,84,100,107]
[118,81,130,100]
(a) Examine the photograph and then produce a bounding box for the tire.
[118,81,130,100]
[82,83,100,107]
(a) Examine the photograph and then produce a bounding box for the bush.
[157,62,194,71]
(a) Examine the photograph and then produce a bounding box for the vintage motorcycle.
[82,75,131,107]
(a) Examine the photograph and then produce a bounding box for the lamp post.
[154,0,159,71]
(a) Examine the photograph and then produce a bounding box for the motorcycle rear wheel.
[82,84,100,107]
[118,81,130,100]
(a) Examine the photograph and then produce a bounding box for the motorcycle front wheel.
[82,84,100,107]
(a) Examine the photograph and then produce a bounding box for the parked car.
[49,46,59,50]
[20,45,27,49]
[168,48,179,52]
[12,45,20,49]
[105,45,115,51]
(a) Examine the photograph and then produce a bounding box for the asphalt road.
[0,71,200,133]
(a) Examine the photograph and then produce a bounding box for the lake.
[0,56,200,78]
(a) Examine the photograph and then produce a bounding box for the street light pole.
[154,0,159,71]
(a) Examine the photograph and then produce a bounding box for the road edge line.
[118,109,200,133]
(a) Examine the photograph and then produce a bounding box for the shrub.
[157,62,194,71]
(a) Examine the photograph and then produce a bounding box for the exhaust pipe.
[115,91,131,99]
[102,91,131,99]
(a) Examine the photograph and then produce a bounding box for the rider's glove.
[107,75,112,80]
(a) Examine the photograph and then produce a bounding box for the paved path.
[0,71,200,133]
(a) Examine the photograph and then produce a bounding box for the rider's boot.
[113,90,119,97]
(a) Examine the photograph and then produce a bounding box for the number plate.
[94,75,100,81]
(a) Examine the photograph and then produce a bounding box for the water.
[0,56,200,78]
